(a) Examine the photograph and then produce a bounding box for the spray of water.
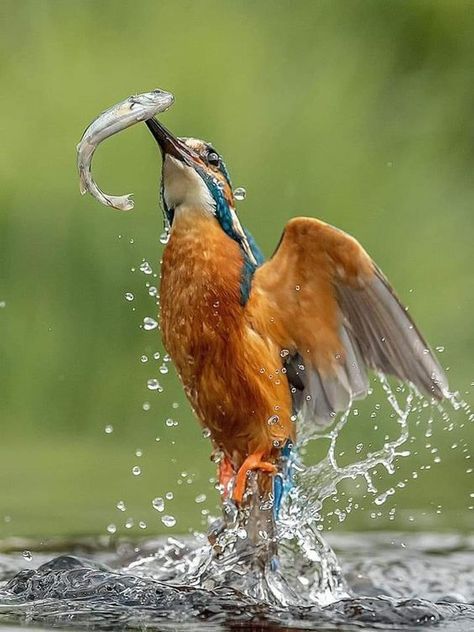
[115,238,474,607]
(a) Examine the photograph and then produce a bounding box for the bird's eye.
[207,151,220,167]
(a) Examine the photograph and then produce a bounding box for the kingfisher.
[145,117,448,511]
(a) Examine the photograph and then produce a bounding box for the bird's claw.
[233,451,277,504]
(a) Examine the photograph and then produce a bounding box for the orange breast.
[160,207,293,467]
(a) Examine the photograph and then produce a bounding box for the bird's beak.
[145,117,197,166]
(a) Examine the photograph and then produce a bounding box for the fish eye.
[207,151,220,167]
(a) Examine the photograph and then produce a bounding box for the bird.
[145,116,448,511]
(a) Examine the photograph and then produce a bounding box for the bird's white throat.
[162,155,215,214]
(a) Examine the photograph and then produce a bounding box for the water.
[233,186,247,201]
[1,371,472,630]
[0,532,473,631]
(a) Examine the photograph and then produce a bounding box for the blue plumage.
[202,171,264,304]
[161,169,262,304]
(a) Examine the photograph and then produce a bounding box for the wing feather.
[250,217,448,429]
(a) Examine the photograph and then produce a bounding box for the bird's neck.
[165,204,263,304]
[164,205,245,304]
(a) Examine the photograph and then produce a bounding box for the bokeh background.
[0,0,473,539]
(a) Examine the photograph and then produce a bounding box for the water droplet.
[153,351,161,360]
[22,550,32,561]
[139,521,147,529]
[159,363,169,375]
[211,449,224,464]
[202,428,211,438]
[104,424,114,434]
[267,415,279,425]
[160,231,170,244]
[143,317,158,331]
[124,292,134,302]
[280,349,290,358]
[436,346,445,353]
[195,493,206,503]
[295,285,301,291]
[166,491,174,500]
[139,261,153,275]
[148,286,158,297]
[233,187,246,201]
[116,500,126,512]
[140,354,148,363]
[161,515,176,527]
[142,401,151,411]
[135,449,143,457]
[125,518,134,529]
[152,497,165,512]
[132,465,141,476]
[106,523,117,534]
[147,378,162,391]
[374,488,395,505]
[165,418,174,427]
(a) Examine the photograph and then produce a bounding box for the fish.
[77,88,174,211]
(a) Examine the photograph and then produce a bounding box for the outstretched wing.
[250,217,448,427]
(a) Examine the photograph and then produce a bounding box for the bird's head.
[146,118,261,270]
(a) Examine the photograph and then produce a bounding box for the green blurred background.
[0,0,473,540]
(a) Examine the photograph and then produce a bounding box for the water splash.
[11,237,468,627]
[1,375,473,628]
[108,278,473,607]
[108,376,416,608]
[292,376,413,525]
[2,532,473,631]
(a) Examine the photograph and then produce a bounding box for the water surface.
[1,531,473,631]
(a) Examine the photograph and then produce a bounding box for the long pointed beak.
[145,117,196,165]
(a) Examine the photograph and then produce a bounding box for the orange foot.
[218,457,235,499]
[233,451,277,504]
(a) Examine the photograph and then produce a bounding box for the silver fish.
[77,89,174,211]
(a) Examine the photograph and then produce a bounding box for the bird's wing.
[250,217,448,428]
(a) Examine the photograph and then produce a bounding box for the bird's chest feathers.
[160,209,244,367]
